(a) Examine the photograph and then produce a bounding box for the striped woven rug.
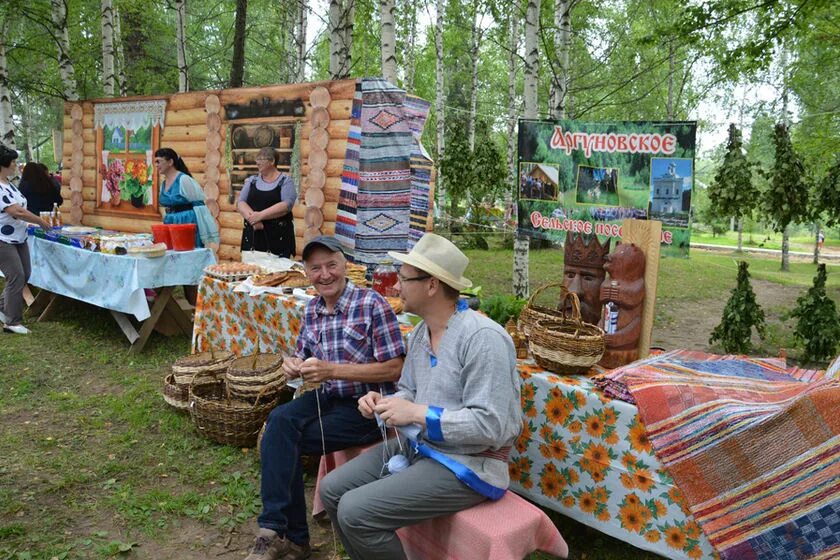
[619,350,840,559]
[335,79,432,264]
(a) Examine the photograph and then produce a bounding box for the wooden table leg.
[23,285,36,306]
[128,286,175,355]
[37,293,63,322]
[163,295,194,336]
[110,310,140,344]
[26,287,53,317]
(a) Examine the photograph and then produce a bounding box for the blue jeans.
[258,389,381,545]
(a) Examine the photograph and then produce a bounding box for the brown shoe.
[245,529,292,560]
[280,541,311,560]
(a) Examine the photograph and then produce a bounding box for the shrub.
[709,261,766,353]
[789,264,840,363]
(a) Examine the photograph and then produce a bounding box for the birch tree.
[0,19,15,148]
[434,0,446,219]
[380,0,397,84]
[101,0,115,96]
[50,0,79,100]
[114,6,127,95]
[549,0,572,119]
[230,0,247,87]
[467,1,482,152]
[401,0,417,90]
[294,0,307,82]
[514,0,541,298]
[329,0,355,79]
[504,2,519,222]
[175,0,189,92]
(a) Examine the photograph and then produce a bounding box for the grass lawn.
[692,230,840,253]
[2,248,839,559]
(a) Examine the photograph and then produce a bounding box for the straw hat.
[388,234,472,292]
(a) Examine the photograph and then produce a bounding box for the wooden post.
[619,219,661,360]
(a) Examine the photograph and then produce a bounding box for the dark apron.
[240,176,296,258]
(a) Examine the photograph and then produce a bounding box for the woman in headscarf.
[155,147,220,248]
[237,146,297,258]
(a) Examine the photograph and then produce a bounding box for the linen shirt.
[394,307,521,493]
[0,181,28,244]
[295,281,405,398]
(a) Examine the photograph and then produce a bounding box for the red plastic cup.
[151,223,173,250]
[169,223,197,251]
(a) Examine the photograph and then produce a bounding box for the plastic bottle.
[372,260,399,297]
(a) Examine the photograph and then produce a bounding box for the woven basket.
[163,373,190,411]
[172,350,235,385]
[189,379,279,447]
[226,353,286,400]
[529,292,605,374]
[518,282,568,338]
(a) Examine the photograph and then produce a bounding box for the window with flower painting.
[94,100,165,218]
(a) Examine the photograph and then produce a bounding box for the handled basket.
[172,341,235,386]
[163,373,190,412]
[226,353,286,400]
[189,377,279,447]
[518,282,568,338]
[529,291,605,375]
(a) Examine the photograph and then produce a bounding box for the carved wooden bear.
[597,242,646,369]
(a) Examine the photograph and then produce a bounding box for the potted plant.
[102,159,125,207]
[121,160,152,208]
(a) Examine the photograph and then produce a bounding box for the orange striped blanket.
[619,350,840,560]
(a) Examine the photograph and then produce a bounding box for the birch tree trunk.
[329,0,354,79]
[230,0,247,88]
[294,0,307,82]
[175,0,189,92]
[101,0,116,96]
[504,5,519,224]
[467,2,480,152]
[51,0,79,100]
[0,20,15,149]
[813,225,821,264]
[550,0,571,119]
[380,0,397,85]
[515,0,541,298]
[667,37,675,119]
[780,44,790,272]
[434,0,446,221]
[114,7,127,95]
[403,0,417,91]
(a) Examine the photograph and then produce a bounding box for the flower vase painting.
[94,101,165,218]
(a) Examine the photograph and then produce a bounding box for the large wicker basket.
[226,354,286,400]
[518,282,568,338]
[189,379,279,447]
[529,292,605,374]
[172,350,235,385]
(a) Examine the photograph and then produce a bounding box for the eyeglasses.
[397,273,432,283]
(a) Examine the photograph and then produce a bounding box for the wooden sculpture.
[562,233,611,325]
[597,242,646,368]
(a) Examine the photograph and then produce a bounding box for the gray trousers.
[319,439,486,560]
[0,241,31,326]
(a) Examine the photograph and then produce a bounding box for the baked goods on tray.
[386,296,404,314]
[127,242,168,258]
[251,270,310,288]
[204,262,264,281]
[346,262,369,287]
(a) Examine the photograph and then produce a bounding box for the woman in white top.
[0,144,51,334]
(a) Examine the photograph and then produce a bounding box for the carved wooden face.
[563,263,606,324]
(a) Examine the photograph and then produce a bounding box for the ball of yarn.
[387,454,410,474]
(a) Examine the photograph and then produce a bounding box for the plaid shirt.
[295,281,405,398]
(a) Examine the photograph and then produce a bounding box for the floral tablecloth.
[27,235,215,321]
[191,276,305,356]
[511,362,717,559]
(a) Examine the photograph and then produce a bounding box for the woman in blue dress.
[155,147,219,248]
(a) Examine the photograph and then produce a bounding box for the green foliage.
[789,264,840,363]
[762,124,811,233]
[710,261,766,353]
[480,294,527,326]
[814,157,840,227]
[707,124,756,221]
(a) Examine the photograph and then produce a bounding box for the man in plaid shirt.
[246,236,405,560]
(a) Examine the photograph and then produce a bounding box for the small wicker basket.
[226,353,286,400]
[518,282,568,338]
[163,373,190,411]
[529,292,605,374]
[172,349,235,385]
[189,379,279,447]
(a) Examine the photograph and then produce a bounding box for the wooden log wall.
[63,79,433,261]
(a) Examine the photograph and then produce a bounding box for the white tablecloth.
[27,236,216,320]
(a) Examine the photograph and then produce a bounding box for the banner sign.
[517,119,696,257]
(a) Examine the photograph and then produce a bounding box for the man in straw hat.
[246,236,405,560]
[319,233,521,560]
